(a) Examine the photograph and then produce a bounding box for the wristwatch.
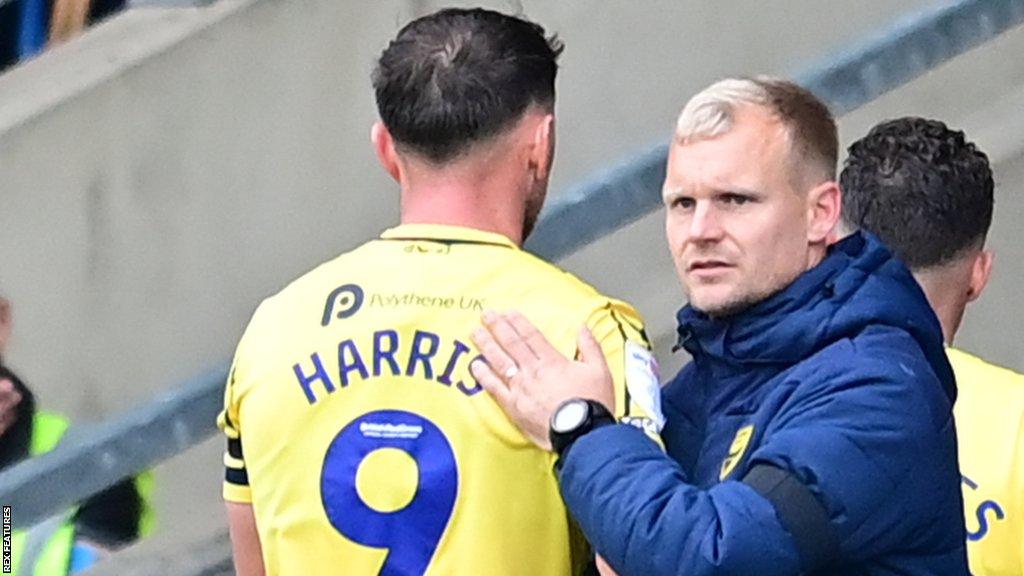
[549,398,615,461]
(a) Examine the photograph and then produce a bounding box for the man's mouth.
[687,260,733,272]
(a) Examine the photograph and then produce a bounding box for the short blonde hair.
[675,76,838,182]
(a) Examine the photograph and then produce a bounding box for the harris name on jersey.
[293,327,483,405]
[304,282,493,404]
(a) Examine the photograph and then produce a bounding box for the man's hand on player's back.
[471,311,613,451]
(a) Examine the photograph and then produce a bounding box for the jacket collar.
[675,234,870,364]
[673,231,953,401]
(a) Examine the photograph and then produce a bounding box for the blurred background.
[0,0,1021,572]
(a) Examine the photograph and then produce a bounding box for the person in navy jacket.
[470,77,967,575]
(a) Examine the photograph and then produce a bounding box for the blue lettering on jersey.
[968,501,1006,542]
[338,339,370,386]
[406,331,441,379]
[437,341,470,386]
[294,352,336,404]
[295,330,484,404]
[456,355,484,397]
[322,410,457,575]
[962,474,1006,542]
[373,330,402,377]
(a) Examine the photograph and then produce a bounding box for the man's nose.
[689,202,724,242]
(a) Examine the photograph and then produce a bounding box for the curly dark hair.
[839,117,994,269]
[373,8,563,164]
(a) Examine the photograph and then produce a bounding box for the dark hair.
[373,8,563,163]
[840,117,994,269]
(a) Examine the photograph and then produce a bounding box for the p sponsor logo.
[322,284,365,326]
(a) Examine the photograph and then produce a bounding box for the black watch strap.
[550,399,615,460]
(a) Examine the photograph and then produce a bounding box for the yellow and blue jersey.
[950,347,1024,576]
[218,224,663,576]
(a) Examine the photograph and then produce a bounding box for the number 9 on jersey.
[321,410,458,575]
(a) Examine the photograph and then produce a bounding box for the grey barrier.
[524,0,1024,260]
[1,367,227,529]
[83,529,234,576]
[0,0,1022,550]
[128,0,220,7]
[0,0,217,8]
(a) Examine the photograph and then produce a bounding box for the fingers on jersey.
[471,325,519,392]
[481,310,539,366]
[576,326,607,370]
[502,311,564,364]
[503,365,520,380]
[469,355,515,408]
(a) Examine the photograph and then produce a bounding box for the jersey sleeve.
[218,327,254,504]
[586,300,665,443]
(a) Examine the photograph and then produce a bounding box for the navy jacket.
[559,233,968,575]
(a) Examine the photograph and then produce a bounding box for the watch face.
[552,399,589,433]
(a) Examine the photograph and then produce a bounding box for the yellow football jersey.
[950,347,1024,576]
[219,224,664,576]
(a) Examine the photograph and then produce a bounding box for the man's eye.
[672,197,695,209]
[722,194,750,205]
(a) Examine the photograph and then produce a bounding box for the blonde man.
[471,78,968,575]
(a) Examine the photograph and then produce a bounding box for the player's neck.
[398,165,529,247]
[914,267,970,346]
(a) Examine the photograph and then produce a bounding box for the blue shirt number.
[321,410,458,575]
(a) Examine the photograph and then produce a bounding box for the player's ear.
[528,114,555,183]
[371,122,401,183]
[966,249,994,303]
[805,180,842,244]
